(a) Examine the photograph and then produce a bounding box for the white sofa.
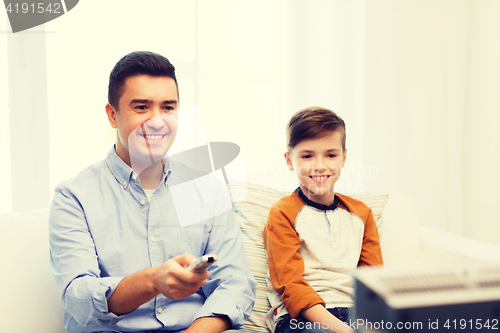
[2,183,499,333]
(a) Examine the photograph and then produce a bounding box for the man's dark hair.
[108,51,178,110]
[286,106,346,152]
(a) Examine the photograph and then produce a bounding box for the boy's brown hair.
[286,106,346,152]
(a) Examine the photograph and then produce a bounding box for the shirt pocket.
[173,228,210,258]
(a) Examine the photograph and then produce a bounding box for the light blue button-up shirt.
[49,147,256,333]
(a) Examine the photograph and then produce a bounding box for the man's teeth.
[144,134,164,139]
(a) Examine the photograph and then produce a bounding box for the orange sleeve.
[336,194,383,267]
[358,208,383,267]
[263,195,325,319]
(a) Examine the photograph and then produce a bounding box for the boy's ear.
[284,152,294,171]
[105,103,118,129]
[342,148,347,168]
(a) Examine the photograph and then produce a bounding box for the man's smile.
[139,124,171,144]
[141,133,167,140]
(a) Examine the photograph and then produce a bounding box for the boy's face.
[285,130,346,206]
[106,75,179,169]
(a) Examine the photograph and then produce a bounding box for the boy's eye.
[301,155,312,159]
[328,154,337,158]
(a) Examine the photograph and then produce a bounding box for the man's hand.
[183,316,232,333]
[152,253,210,300]
[108,253,209,315]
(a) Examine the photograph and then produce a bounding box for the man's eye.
[162,106,174,111]
[135,105,147,110]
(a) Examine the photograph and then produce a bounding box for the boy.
[264,107,383,333]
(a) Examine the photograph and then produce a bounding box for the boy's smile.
[285,131,346,206]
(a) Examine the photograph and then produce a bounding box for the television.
[353,264,500,332]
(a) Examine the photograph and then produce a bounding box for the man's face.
[106,75,179,170]
[285,131,346,206]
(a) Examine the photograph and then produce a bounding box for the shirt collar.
[162,157,172,183]
[105,145,172,188]
[296,186,338,211]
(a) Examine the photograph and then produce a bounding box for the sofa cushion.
[229,183,389,333]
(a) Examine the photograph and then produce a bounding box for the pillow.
[229,182,389,333]
[230,183,283,332]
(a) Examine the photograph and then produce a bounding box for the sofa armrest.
[379,193,425,267]
[0,210,65,333]
[420,226,500,266]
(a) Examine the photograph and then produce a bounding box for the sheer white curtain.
[2,0,499,246]
[360,0,500,246]
[1,21,49,213]
[0,21,11,214]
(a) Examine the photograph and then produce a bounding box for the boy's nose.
[314,159,327,171]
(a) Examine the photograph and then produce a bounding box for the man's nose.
[144,110,164,129]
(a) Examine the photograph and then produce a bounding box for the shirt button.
[158,307,163,313]
[123,181,127,186]
[132,175,137,180]
[151,236,156,242]
[140,199,146,205]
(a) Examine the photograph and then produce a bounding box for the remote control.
[187,255,218,272]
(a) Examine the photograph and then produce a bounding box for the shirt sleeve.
[264,201,325,320]
[357,208,384,267]
[49,186,125,327]
[192,207,257,329]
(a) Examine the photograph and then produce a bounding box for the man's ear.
[105,103,118,129]
[342,148,347,168]
[284,152,294,171]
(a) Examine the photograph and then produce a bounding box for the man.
[49,51,256,333]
